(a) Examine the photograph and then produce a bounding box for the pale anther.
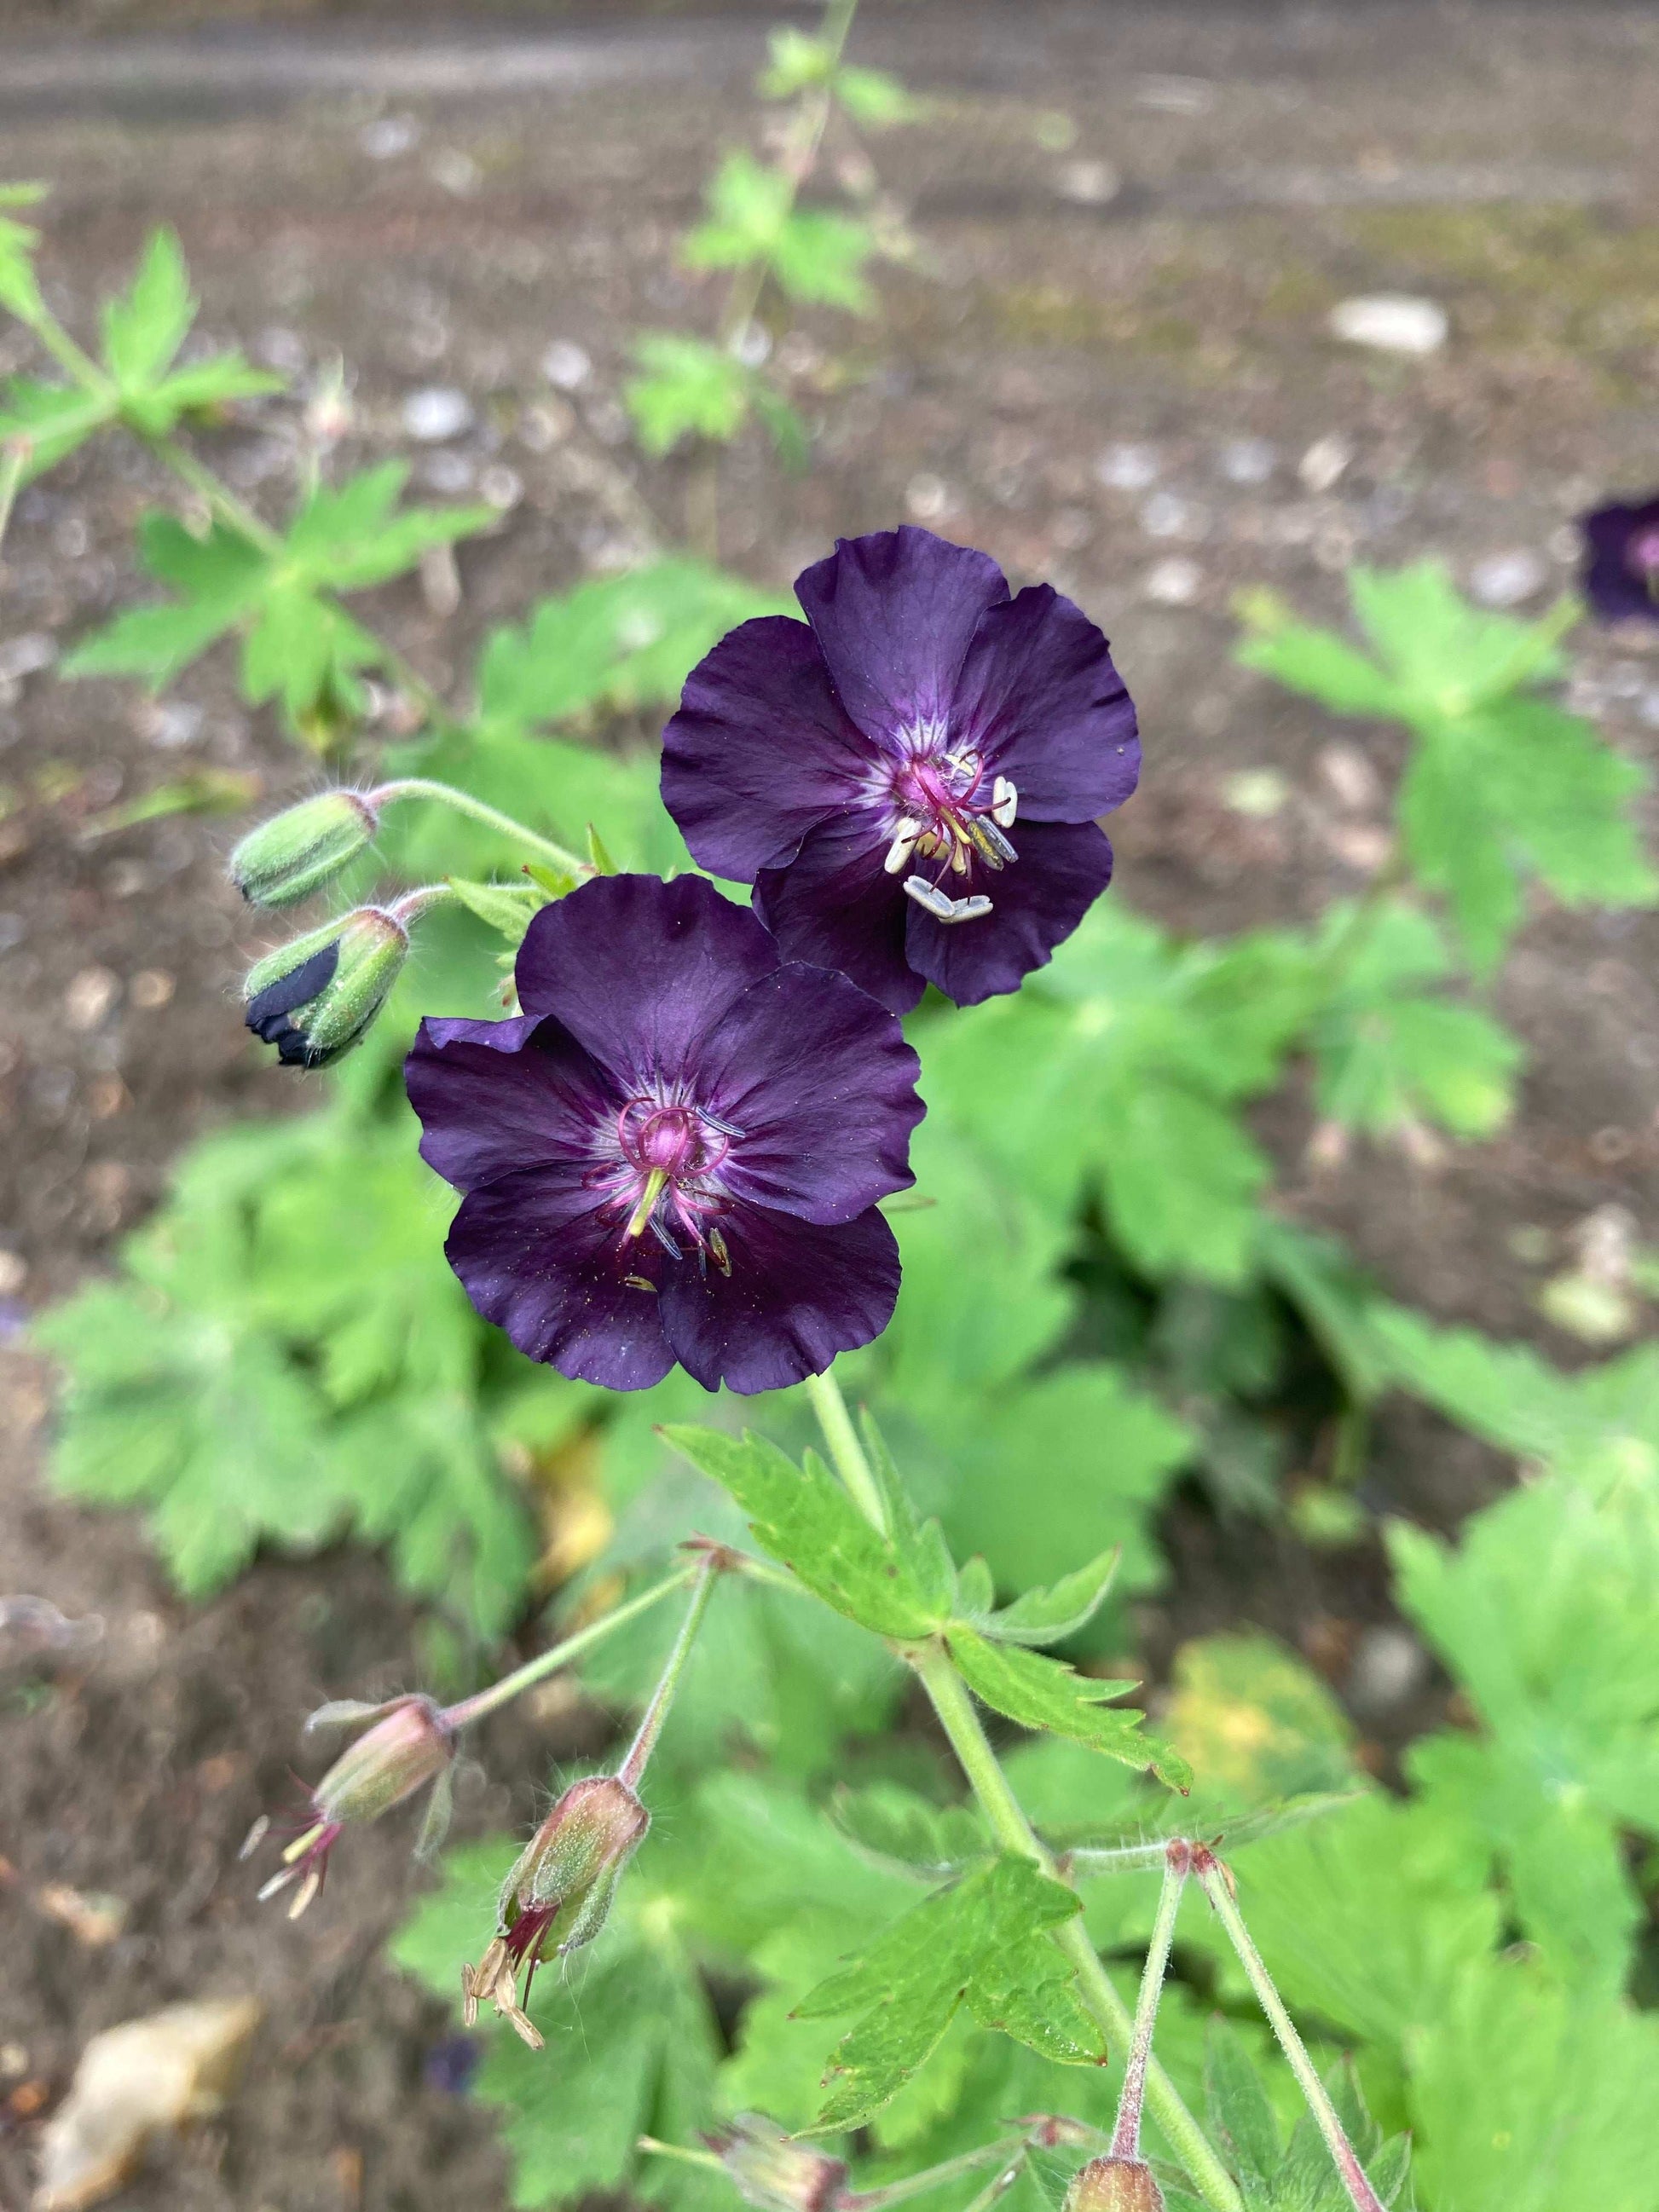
[882,818,922,875]
[991,777,1018,828]
[903,877,995,925]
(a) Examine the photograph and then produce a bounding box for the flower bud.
[706,2115,848,2212]
[253,1695,456,1919]
[462,1775,649,2048]
[228,790,378,907]
[1064,2158,1165,2212]
[243,906,408,1068]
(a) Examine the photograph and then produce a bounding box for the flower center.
[590,1094,743,1283]
[880,740,1017,927]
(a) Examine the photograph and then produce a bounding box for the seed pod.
[228,790,378,907]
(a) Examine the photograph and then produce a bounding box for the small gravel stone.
[1054,158,1121,205]
[1095,442,1160,491]
[1347,1626,1430,1718]
[402,386,475,442]
[1329,294,1448,355]
[540,340,592,391]
[1469,549,1547,607]
[361,115,420,160]
[1142,557,1202,605]
[1298,432,1353,494]
[1218,437,1275,485]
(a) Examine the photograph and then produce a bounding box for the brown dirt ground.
[3,5,1658,2206]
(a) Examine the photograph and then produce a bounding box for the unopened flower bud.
[706,2115,848,2212]
[252,1694,455,1919]
[462,1775,649,2048]
[229,790,378,907]
[243,906,407,1068]
[1064,2157,1165,2212]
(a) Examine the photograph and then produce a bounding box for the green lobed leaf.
[987,1550,1122,1647]
[661,1425,944,1639]
[626,332,753,453]
[795,1855,1094,2128]
[101,227,195,390]
[945,1631,1189,1789]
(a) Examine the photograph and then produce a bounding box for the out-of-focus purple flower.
[1581,494,1659,625]
[423,2034,482,2096]
[251,1694,456,1919]
[405,874,923,1395]
[661,526,1140,1013]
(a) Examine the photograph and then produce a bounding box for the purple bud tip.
[1063,2157,1165,2212]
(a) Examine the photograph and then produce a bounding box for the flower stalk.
[1110,1842,1189,2162]
[367,776,591,882]
[805,1366,1242,2212]
[618,1553,719,1786]
[1194,1849,1386,2212]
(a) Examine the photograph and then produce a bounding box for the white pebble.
[540,340,592,392]
[1298,432,1353,494]
[1329,294,1448,356]
[0,632,56,683]
[1095,442,1160,492]
[1143,557,1202,606]
[905,473,954,523]
[361,115,420,160]
[1468,549,1547,608]
[1218,437,1275,486]
[1054,159,1121,206]
[401,386,474,442]
[1140,490,1202,540]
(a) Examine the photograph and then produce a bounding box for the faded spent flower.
[1064,2157,1165,2212]
[406,872,924,1395]
[706,2114,849,2212]
[1581,492,1659,625]
[251,1695,456,1920]
[463,1775,649,2049]
[662,525,1140,1013]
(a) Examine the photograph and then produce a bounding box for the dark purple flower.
[405,874,923,1395]
[1581,494,1659,625]
[661,526,1140,1013]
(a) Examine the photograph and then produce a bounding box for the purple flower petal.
[753,811,923,1015]
[905,818,1113,1006]
[445,1163,678,1390]
[661,615,873,879]
[951,585,1141,822]
[513,875,779,1087]
[795,526,1009,748]
[659,1204,901,1394]
[697,965,923,1223]
[407,1014,619,1193]
[1581,496,1659,626]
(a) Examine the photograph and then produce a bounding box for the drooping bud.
[1063,2157,1165,2212]
[243,906,408,1068]
[252,1694,456,1919]
[705,2115,848,2212]
[228,790,378,907]
[462,1775,649,2048]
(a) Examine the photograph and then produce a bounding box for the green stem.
[1196,1856,1384,2212]
[801,1366,1240,2211]
[804,1370,888,1529]
[618,1557,719,1788]
[370,776,590,881]
[848,2138,1028,2212]
[1111,1847,1188,2160]
[19,296,109,391]
[386,881,466,927]
[442,1562,697,1730]
[0,441,23,557]
[637,2140,726,2174]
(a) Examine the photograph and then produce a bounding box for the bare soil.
[3,6,1658,2206]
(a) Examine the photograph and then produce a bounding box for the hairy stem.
[442,1562,698,1730]
[617,1556,719,1788]
[370,776,591,881]
[847,2136,1030,2212]
[1110,1845,1188,2160]
[806,1366,1241,2212]
[687,0,861,555]
[0,441,23,557]
[805,1369,888,1529]
[1196,1853,1385,2212]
